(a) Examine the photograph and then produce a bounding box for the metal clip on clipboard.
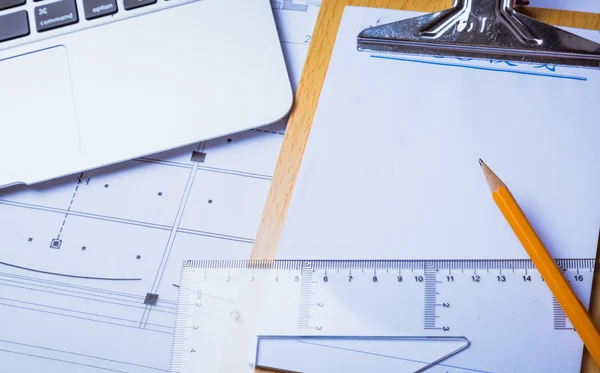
[357,0,600,68]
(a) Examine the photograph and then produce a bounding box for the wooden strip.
[251,0,451,260]
[251,1,600,371]
[521,7,600,29]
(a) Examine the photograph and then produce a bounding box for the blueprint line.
[176,228,254,244]
[134,158,192,170]
[0,297,173,329]
[250,128,285,135]
[0,348,129,373]
[0,200,255,243]
[141,145,202,328]
[0,275,169,304]
[0,302,173,335]
[152,154,201,292]
[297,341,492,373]
[0,199,172,230]
[0,261,141,281]
[0,271,153,300]
[0,277,158,307]
[195,166,272,180]
[0,339,169,372]
[0,281,176,314]
[135,158,273,180]
[56,172,84,240]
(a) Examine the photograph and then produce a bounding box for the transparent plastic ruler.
[169,259,595,373]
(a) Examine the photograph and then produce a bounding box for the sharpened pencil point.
[480,160,506,192]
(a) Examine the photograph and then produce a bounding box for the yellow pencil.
[479,159,600,366]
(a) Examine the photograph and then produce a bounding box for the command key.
[35,0,79,32]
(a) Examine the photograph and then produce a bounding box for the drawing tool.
[479,159,600,366]
[170,258,597,373]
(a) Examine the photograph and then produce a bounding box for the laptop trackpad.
[0,46,80,181]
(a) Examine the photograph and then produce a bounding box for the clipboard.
[250,0,600,372]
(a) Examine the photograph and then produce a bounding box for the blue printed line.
[371,55,587,81]
[297,340,492,373]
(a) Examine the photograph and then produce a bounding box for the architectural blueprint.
[0,1,320,372]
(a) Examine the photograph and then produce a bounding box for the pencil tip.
[479,159,506,191]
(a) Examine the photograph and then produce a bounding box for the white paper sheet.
[276,7,600,262]
[0,3,320,372]
[272,7,600,372]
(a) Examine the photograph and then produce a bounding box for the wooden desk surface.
[251,1,600,372]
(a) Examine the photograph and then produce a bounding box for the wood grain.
[251,1,600,372]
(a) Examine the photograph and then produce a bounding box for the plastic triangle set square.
[170,2,600,373]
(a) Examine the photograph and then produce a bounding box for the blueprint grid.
[0,1,597,372]
[0,2,320,372]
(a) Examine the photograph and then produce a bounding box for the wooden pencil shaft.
[492,186,600,363]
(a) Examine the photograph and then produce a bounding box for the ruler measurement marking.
[424,262,438,330]
[170,267,194,373]
[171,259,595,372]
[552,296,573,330]
[181,259,596,271]
[298,264,314,329]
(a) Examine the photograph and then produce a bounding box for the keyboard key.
[0,0,26,11]
[83,0,117,20]
[0,10,30,43]
[35,0,78,32]
[123,0,156,11]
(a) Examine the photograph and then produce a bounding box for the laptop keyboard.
[0,0,194,49]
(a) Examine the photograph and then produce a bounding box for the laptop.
[0,0,293,189]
